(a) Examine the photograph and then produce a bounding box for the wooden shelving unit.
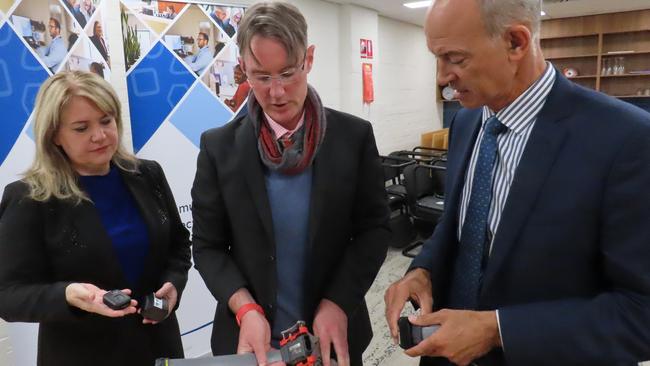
[540,10,650,99]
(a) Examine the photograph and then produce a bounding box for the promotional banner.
[0,0,248,362]
[120,0,248,358]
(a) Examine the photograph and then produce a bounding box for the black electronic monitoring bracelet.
[102,290,131,310]
[141,293,169,322]
[398,316,440,349]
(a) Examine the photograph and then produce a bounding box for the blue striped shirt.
[457,63,556,251]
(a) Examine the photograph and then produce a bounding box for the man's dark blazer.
[90,34,108,61]
[191,108,390,360]
[0,160,192,366]
[412,73,650,365]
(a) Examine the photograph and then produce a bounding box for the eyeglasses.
[246,59,306,88]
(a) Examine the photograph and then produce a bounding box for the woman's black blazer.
[0,159,191,366]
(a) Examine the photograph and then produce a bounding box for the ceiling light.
[403,1,432,9]
[541,10,547,16]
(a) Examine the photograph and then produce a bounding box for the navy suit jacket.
[411,73,650,365]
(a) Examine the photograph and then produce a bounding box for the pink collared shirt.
[265,111,305,139]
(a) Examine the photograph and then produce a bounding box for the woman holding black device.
[0,71,191,365]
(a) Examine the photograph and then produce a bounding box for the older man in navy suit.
[385,1,650,365]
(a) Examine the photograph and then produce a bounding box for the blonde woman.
[0,71,191,366]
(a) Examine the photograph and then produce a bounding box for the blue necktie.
[448,116,506,309]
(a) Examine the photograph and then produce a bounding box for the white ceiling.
[326,0,650,27]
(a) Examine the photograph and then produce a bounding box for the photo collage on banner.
[0,0,113,190]
[120,0,249,357]
[8,0,112,79]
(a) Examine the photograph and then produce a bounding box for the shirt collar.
[483,62,556,135]
[265,111,305,139]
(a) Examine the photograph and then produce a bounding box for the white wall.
[288,0,441,154]
[373,15,441,154]
[290,0,342,110]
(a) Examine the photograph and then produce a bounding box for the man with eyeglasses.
[184,32,211,76]
[191,2,389,366]
[37,18,66,73]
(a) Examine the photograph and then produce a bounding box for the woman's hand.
[65,283,138,317]
[142,282,177,324]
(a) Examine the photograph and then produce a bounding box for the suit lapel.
[236,118,275,247]
[481,76,573,292]
[120,166,164,293]
[307,115,336,254]
[446,109,483,222]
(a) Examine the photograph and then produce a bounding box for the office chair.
[401,163,446,258]
[381,155,416,248]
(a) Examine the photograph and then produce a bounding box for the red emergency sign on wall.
[360,39,373,59]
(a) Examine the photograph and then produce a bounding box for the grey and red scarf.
[248,84,327,175]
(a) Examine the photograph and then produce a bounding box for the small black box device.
[103,290,131,310]
[398,316,440,349]
[141,293,169,322]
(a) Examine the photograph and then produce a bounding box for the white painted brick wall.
[373,16,440,154]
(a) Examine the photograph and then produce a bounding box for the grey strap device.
[398,316,440,349]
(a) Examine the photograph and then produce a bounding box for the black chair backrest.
[403,164,447,206]
[430,165,446,197]
[390,151,434,164]
[381,155,416,184]
[431,159,447,168]
[412,146,447,155]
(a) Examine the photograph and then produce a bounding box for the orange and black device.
[280,321,322,366]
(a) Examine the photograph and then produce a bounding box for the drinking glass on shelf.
[619,57,626,75]
[601,58,608,76]
[613,57,621,75]
[605,58,613,76]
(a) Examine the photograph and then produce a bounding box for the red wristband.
[235,303,265,326]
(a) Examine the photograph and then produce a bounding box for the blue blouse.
[79,166,150,286]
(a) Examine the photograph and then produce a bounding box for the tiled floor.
[362,248,419,366]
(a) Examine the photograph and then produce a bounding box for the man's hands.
[229,288,276,366]
[405,309,501,366]
[142,282,177,324]
[384,269,501,365]
[384,268,433,343]
[65,283,138,317]
[313,299,349,366]
[237,308,274,365]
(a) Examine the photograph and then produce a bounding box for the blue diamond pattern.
[168,82,232,148]
[127,41,196,152]
[0,23,48,165]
